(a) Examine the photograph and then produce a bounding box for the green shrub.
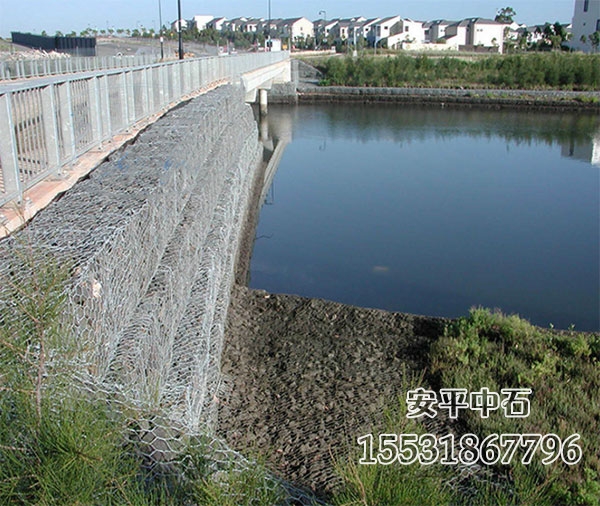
[317,53,600,90]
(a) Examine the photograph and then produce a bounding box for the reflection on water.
[250,104,600,331]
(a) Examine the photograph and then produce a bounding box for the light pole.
[267,0,271,51]
[319,10,326,48]
[177,0,183,59]
[158,0,164,59]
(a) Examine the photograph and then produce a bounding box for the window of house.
[405,26,409,32]
[584,0,589,12]
[597,19,600,31]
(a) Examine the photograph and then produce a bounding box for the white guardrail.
[0,52,288,207]
[0,54,162,81]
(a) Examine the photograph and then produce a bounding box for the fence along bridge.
[0,51,291,227]
[0,52,292,466]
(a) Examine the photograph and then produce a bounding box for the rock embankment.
[297,85,600,111]
[218,284,447,495]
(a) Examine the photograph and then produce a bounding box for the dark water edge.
[250,104,600,331]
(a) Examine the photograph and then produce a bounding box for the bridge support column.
[259,88,268,116]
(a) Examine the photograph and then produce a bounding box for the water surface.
[250,104,600,331]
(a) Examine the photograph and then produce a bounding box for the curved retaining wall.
[0,84,262,434]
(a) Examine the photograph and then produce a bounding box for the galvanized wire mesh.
[0,84,321,504]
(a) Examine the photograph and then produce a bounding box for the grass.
[330,309,600,505]
[430,308,600,505]
[0,248,288,505]
[313,53,600,91]
[331,372,455,506]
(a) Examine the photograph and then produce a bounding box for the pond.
[250,104,600,331]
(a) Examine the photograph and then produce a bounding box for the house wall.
[285,18,314,40]
[193,15,214,31]
[571,0,600,52]
[427,22,452,42]
[472,23,505,52]
[445,24,468,47]
[399,20,426,43]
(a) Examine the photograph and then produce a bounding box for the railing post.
[145,67,154,114]
[57,81,76,167]
[98,75,111,139]
[88,76,102,145]
[119,72,129,129]
[140,69,150,118]
[173,64,181,100]
[0,93,22,202]
[158,64,166,107]
[40,84,61,173]
[126,71,136,124]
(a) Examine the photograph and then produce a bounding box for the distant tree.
[495,7,516,24]
[55,30,63,37]
[589,31,600,51]
[539,22,570,50]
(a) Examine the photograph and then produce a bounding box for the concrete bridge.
[0,53,292,448]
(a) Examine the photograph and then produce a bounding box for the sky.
[0,0,580,38]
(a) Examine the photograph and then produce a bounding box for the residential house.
[313,18,338,41]
[442,20,470,48]
[260,19,282,36]
[570,0,600,52]
[521,22,571,47]
[279,17,314,41]
[207,17,227,31]
[503,21,527,41]
[470,18,505,51]
[224,17,248,31]
[367,15,401,46]
[192,15,214,31]
[171,19,189,32]
[524,24,548,45]
[424,19,456,42]
[350,18,380,41]
[330,17,366,42]
[331,19,352,41]
[387,18,426,47]
[242,18,263,33]
[443,18,504,52]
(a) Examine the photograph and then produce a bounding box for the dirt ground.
[218,283,447,496]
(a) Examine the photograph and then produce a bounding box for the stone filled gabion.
[0,84,261,460]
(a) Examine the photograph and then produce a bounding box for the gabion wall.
[0,84,262,435]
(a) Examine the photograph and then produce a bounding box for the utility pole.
[177,0,183,59]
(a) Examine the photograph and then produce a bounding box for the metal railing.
[0,51,289,207]
[0,54,163,81]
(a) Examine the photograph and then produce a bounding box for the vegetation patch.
[314,53,600,91]
[331,309,600,505]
